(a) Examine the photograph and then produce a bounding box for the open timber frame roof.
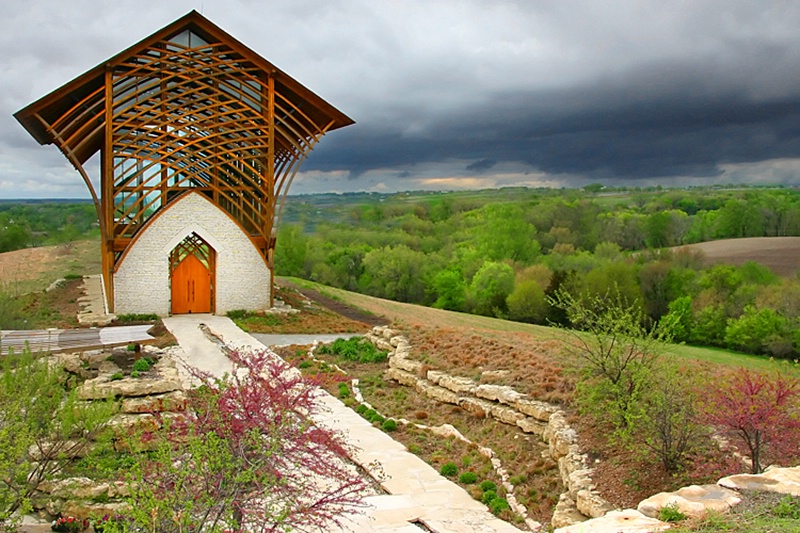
[13,10,353,312]
[14,10,354,164]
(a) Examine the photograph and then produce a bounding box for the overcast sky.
[3,0,800,198]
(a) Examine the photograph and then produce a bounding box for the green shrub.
[440,463,458,477]
[116,313,158,323]
[130,370,140,378]
[479,480,497,492]
[371,414,385,425]
[355,404,368,415]
[481,490,498,505]
[298,360,312,369]
[363,409,377,420]
[382,419,398,432]
[109,372,123,381]
[658,503,687,522]
[225,309,250,320]
[508,474,526,485]
[773,496,800,519]
[317,337,389,363]
[458,472,478,484]
[489,498,510,515]
[132,358,152,373]
[63,273,83,280]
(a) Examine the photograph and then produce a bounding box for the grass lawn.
[283,276,796,376]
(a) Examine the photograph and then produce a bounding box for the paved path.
[162,315,522,533]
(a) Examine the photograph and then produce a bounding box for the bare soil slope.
[677,236,800,276]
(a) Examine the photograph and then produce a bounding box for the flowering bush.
[122,348,368,533]
[51,516,88,532]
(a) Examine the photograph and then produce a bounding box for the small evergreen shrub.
[479,480,497,492]
[489,498,510,515]
[382,419,398,432]
[109,372,123,381]
[481,490,498,505]
[298,360,312,369]
[458,472,478,484]
[355,404,368,415]
[440,463,458,477]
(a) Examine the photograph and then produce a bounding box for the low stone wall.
[31,345,190,522]
[365,325,611,529]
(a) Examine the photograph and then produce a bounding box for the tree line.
[0,202,99,253]
[275,186,800,358]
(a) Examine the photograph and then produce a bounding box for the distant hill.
[677,237,800,276]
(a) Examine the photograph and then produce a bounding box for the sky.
[2,0,800,198]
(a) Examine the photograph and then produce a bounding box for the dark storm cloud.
[4,1,800,196]
[307,52,800,183]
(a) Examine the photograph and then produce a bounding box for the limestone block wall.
[365,325,613,530]
[114,192,271,315]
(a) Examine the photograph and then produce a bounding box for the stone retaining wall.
[365,325,611,529]
[31,345,190,522]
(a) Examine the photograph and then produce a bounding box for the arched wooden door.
[170,233,215,314]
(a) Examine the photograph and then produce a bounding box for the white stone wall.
[114,192,271,316]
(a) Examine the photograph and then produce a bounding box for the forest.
[0,200,98,253]
[275,186,800,358]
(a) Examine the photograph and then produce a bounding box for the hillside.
[677,236,800,276]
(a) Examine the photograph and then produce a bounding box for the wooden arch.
[14,11,353,312]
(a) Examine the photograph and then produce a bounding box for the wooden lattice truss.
[15,11,353,311]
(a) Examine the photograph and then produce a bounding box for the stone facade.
[114,192,271,315]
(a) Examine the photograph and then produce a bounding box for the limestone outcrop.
[638,484,741,519]
[719,465,800,496]
[554,509,671,533]
[369,325,609,529]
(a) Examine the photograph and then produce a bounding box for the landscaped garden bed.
[276,338,563,527]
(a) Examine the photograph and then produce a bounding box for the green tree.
[507,280,547,323]
[475,203,540,263]
[691,303,728,346]
[359,245,432,303]
[637,360,704,472]
[274,224,309,277]
[430,268,467,311]
[468,261,515,317]
[725,306,793,357]
[550,288,672,429]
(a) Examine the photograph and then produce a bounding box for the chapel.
[15,11,353,315]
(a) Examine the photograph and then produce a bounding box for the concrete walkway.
[162,315,522,533]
